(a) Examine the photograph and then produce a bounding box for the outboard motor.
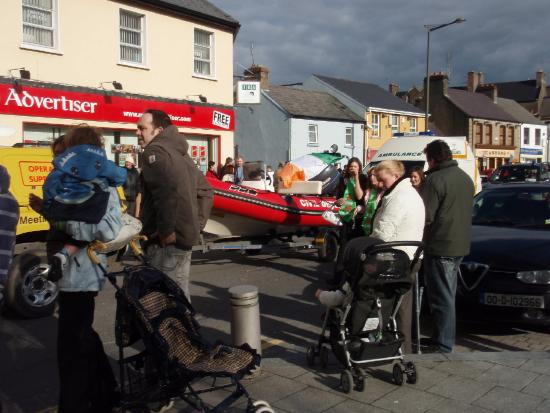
[311,164,341,195]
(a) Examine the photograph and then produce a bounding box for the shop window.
[474,123,482,144]
[308,124,318,145]
[22,0,57,49]
[409,117,417,133]
[23,123,67,143]
[371,113,380,137]
[535,129,542,146]
[194,29,214,77]
[523,127,530,145]
[389,115,399,134]
[120,9,145,65]
[345,127,353,147]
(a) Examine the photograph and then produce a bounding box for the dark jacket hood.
[426,159,458,175]
[151,125,189,156]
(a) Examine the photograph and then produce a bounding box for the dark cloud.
[212,0,549,90]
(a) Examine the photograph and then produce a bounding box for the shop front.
[0,79,234,168]
[520,147,544,163]
[475,147,516,172]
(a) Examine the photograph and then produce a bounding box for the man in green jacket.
[421,140,474,353]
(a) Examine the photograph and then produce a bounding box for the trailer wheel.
[318,231,339,262]
[6,250,57,318]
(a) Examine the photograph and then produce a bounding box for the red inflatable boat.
[204,178,337,238]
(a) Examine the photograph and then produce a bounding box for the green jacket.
[421,160,474,257]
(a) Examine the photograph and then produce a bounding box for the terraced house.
[302,75,426,162]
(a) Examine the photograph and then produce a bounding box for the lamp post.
[424,17,466,131]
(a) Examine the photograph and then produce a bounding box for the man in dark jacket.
[421,140,474,353]
[137,109,213,300]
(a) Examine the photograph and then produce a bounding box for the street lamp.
[424,17,466,131]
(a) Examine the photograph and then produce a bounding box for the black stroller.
[88,239,274,413]
[306,238,423,394]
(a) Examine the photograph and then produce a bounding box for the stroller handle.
[87,235,148,266]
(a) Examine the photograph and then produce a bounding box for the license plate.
[482,293,545,309]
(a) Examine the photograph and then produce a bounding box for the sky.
[211,0,550,91]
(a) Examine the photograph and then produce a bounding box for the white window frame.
[390,115,399,134]
[193,28,215,79]
[371,113,380,137]
[21,0,60,53]
[119,9,147,68]
[345,127,353,147]
[308,124,318,145]
[410,117,417,133]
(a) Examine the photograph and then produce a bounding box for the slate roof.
[541,98,550,119]
[265,86,365,123]
[453,80,547,103]
[313,75,424,115]
[496,98,545,125]
[135,0,240,30]
[446,89,519,122]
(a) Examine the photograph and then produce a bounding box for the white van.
[365,134,481,193]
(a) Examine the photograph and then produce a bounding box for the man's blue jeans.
[424,254,463,353]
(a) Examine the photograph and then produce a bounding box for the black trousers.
[57,291,118,413]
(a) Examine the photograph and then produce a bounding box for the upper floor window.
[345,127,353,147]
[474,123,482,144]
[194,29,213,77]
[120,10,145,65]
[308,124,318,145]
[535,129,542,146]
[389,115,399,134]
[410,117,417,133]
[371,113,380,137]
[22,0,57,49]
[523,127,530,145]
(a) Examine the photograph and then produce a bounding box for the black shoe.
[48,255,63,282]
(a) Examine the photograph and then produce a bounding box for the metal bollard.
[229,285,262,367]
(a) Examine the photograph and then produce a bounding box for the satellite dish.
[0,125,16,138]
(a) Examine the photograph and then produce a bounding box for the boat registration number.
[482,293,545,309]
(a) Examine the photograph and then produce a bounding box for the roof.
[446,89,519,122]
[540,98,550,119]
[132,0,240,31]
[265,86,365,123]
[453,79,545,103]
[313,74,424,115]
[496,98,545,125]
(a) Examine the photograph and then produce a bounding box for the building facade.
[235,83,364,168]
[302,75,426,163]
[0,0,239,171]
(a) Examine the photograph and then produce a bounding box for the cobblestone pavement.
[1,250,549,413]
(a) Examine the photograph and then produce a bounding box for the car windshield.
[490,165,540,183]
[472,187,550,228]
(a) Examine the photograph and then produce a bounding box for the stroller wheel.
[252,400,270,408]
[149,399,174,413]
[392,363,404,386]
[255,407,275,413]
[340,370,353,394]
[320,346,329,369]
[354,367,366,392]
[306,344,316,367]
[405,361,418,384]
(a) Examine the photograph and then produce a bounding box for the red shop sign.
[0,83,234,131]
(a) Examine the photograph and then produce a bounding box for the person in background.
[0,166,19,311]
[220,157,234,177]
[356,167,384,236]
[234,156,245,185]
[371,160,425,354]
[122,154,141,217]
[206,161,219,179]
[410,165,425,192]
[421,140,474,353]
[221,164,235,182]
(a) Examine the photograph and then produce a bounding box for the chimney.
[478,83,498,104]
[467,71,482,92]
[536,69,546,89]
[429,72,449,97]
[389,83,399,96]
[244,64,269,90]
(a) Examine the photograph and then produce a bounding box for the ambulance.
[365,133,482,193]
[1,145,57,317]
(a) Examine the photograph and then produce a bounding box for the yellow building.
[303,75,426,162]
[0,0,239,171]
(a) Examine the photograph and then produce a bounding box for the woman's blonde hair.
[374,160,405,178]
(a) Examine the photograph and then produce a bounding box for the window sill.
[345,145,354,148]
[118,61,150,71]
[307,143,319,147]
[20,44,63,55]
[193,74,217,82]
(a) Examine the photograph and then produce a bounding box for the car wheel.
[6,250,57,318]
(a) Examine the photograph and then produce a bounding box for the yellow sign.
[475,148,515,158]
[18,161,54,186]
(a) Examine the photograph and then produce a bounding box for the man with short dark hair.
[137,109,212,300]
[421,139,474,353]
